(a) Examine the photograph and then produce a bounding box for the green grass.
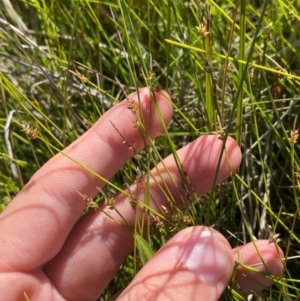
[1,0,300,300]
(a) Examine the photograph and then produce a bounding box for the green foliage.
[136,234,154,265]
[1,0,300,300]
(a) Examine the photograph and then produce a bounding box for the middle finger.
[44,135,241,301]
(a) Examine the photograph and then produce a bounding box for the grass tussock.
[1,0,300,300]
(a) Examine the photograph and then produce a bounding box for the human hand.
[0,88,283,301]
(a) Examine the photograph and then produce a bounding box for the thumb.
[117,226,233,301]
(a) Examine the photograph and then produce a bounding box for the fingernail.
[177,227,230,286]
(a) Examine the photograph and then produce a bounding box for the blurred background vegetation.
[1,0,300,300]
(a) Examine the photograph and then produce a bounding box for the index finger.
[0,88,173,272]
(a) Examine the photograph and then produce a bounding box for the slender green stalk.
[236,0,246,145]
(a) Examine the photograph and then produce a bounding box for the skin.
[0,88,283,301]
